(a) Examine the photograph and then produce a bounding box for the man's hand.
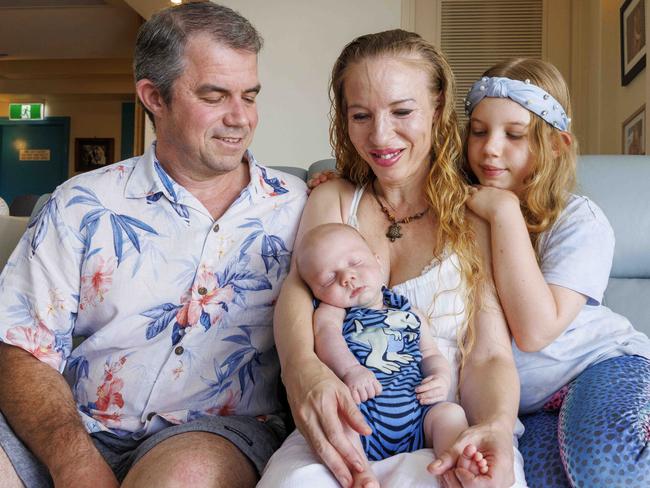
[415,374,451,405]
[283,356,371,488]
[466,185,520,223]
[429,420,515,488]
[342,364,382,404]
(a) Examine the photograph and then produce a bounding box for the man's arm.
[0,344,118,487]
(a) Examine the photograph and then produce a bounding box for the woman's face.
[343,56,438,185]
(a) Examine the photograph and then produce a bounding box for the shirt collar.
[125,142,291,205]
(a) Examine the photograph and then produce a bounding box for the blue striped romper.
[342,287,430,461]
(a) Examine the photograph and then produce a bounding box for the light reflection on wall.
[12,139,27,152]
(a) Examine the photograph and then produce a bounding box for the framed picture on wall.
[621,0,646,86]
[622,105,645,154]
[75,138,115,172]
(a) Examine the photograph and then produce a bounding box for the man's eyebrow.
[196,84,261,95]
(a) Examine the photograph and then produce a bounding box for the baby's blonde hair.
[464,58,578,253]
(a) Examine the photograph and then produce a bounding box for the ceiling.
[0,0,171,100]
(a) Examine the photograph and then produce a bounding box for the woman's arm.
[430,215,519,488]
[274,180,370,487]
[467,186,586,352]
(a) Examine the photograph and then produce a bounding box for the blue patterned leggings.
[519,355,650,487]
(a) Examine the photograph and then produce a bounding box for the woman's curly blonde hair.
[329,29,483,360]
[463,58,578,253]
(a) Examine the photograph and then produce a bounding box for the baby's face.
[300,229,384,308]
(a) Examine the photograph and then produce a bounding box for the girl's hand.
[415,374,451,405]
[307,170,340,193]
[466,185,520,223]
[429,420,515,488]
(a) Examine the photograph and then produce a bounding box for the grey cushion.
[577,156,650,279]
[603,278,650,336]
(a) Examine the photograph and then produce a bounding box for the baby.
[295,223,487,487]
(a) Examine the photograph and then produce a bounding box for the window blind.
[440,0,543,123]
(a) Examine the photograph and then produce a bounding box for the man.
[0,3,306,487]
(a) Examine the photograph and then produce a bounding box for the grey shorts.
[0,412,286,487]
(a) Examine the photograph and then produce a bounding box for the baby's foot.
[352,467,380,488]
[456,444,488,476]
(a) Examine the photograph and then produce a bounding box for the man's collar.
[125,143,291,204]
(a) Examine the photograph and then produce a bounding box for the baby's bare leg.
[423,401,487,476]
[343,424,379,488]
[423,401,468,458]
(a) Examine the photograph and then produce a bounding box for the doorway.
[0,117,70,206]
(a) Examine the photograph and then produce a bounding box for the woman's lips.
[369,148,404,167]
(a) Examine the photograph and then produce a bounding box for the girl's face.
[344,56,437,186]
[467,97,535,196]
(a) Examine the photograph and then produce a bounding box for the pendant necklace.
[371,181,429,242]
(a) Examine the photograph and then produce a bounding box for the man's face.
[155,33,260,179]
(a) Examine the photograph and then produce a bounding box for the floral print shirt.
[0,144,307,438]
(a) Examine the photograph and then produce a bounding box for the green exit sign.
[9,103,44,120]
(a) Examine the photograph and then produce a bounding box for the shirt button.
[174,346,184,355]
[197,287,207,295]
[212,223,220,233]
[146,412,156,421]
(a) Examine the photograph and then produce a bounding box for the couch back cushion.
[577,155,650,335]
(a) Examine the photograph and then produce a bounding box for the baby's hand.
[466,185,519,222]
[307,170,339,193]
[343,364,382,404]
[415,374,451,405]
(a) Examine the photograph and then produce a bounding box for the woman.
[259,30,526,488]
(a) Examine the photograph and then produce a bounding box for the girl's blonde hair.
[329,29,482,359]
[464,58,578,252]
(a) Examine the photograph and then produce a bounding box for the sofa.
[1,155,649,339]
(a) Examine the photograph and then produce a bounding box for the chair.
[28,193,52,225]
[9,194,41,217]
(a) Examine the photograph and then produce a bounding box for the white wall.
[216,0,402,167]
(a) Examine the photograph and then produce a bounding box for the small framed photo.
[622,105,645,154]
[620,0,646,86]
[75,138,115,172]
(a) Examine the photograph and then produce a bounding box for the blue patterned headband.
[464,76,571,131]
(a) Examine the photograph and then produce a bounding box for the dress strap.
[347,185,366,230]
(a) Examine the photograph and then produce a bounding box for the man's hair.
[134,2,263,124]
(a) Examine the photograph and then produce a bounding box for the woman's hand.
[283,354,372,488]
[429,420,515,488]
[466,185,520,223]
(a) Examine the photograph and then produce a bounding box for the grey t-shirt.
[514,194,650,414]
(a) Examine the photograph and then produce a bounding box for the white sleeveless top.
[347,186,467,400]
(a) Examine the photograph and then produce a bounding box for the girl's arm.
[430,215,519,488]
[467,186,586,352]
[274,180,370,487]
[314,303,382,404]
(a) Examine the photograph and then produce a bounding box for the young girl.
[463,58,650,487]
